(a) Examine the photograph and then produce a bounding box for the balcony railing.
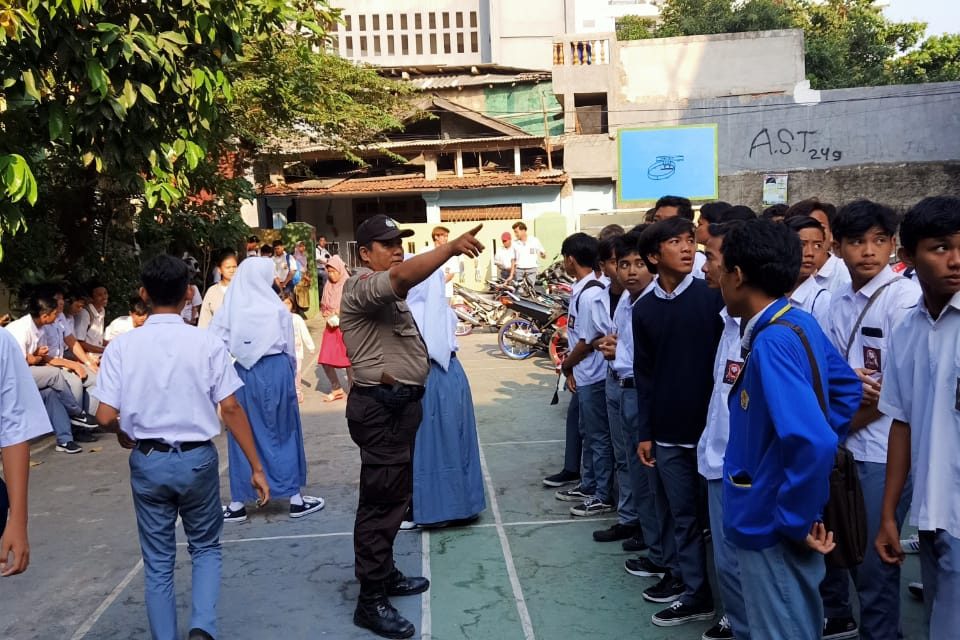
[553,38,610,66]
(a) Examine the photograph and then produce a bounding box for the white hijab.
[406,259,457,371]
[209,257,294,370]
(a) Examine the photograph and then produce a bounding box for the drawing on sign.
[647,155,685,180]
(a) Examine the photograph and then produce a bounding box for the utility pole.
[540,91,553,171]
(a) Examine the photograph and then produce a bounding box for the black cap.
[355,214,414,246]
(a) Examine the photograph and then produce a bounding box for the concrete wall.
[571,180,616,213]
[571,0,658,34]
[296,198,354,244]
[491,0,566,70]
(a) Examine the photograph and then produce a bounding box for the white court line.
[477,443,537,640]
[481,439,563,446]
[420,529,432,640]
[178,530,352,547]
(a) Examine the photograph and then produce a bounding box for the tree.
[887,34,960,84]
[616,15,657,42]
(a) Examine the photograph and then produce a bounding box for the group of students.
[548,194,960,639]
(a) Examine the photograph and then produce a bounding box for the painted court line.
[420,529,432,640]
[179,530,353,547]
[482,439,563,446]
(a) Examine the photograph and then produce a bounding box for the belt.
[617,377,635,389]
[353,383,425,401]
[137,439,211,455]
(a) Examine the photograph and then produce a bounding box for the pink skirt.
[318,326,351,368]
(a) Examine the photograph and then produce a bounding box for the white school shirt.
[104,316,135,342]
[85,305,106,346]
[815,253,852,294]
[878,290,960,538]
[653,273,698,449]
[825,266,921,463]
[92,314,243,446]
[407,268,458,370]
[5,314,41,358]
[610,281,656,379]
[568,273,607,386]
[441,254,461,298]
[0,329,52,447]
[40,312,73,358]
[494,246,516,272]
[514,236,544,270]
[692,252,707,280]
[789,276,832,328]
[291,313,315,362]
[697,307,743,480]
[180,287,203,323]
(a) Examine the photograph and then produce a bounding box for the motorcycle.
[496,289,568,365]
[451,282,514,336]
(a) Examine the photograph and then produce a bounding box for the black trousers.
[346,385,424,588]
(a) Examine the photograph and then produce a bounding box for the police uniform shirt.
[340,267,429,388]
[697,307,743,480]
[825,265,921,463]
[567,272,606,387]
[0,329,53,447]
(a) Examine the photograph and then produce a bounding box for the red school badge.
[723,360,743,385]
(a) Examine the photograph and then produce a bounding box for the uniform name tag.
[863,346,882,371]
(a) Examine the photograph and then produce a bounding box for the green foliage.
[615,15,656,42]
[887,34,960,84]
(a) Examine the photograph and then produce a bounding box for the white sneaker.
[900,534,920,554]
[399,520,418,531]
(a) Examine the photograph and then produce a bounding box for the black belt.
[137,439,211,455]
[353,382,425,401]
[609,371,635,388]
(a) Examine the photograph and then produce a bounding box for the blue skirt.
[413,357,486,524]
[227,354,307,502]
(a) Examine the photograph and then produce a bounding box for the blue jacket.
[723,298,860,550]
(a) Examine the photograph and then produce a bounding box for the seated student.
[74,282,109,354]
[0,327,54,576]
[820,200,921,640]
[93,254,270,640]
[874,196,960,639]
[104,295,150,341]
[633,217,725,626]
[785,216,833,327]
[259,243,273,258]
[718,219,860,640]
[785,199,851,293]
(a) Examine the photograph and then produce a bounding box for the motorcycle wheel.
[498,318,538,360]
[548,331,567,366]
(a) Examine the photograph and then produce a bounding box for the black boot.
[385,568,430,597]
[354,585,415,639]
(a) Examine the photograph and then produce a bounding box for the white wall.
[572,0,658,34]
[297,198,354,241]
[572,180,616,213]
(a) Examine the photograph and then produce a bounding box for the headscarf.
[321,255,348,314]
[294,241,308,271]
[209,257,294,370]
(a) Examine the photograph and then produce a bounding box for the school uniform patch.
[740,389,749,410]
[723,360,743,385]
[863,346,882,371]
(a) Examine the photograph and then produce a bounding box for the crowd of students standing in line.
[543,194,959,640]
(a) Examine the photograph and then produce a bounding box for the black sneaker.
[55,441,82,454]
[188,629,214,640]
[554,485,591,502]
[290,495,325,519]
[702,615,733,640]
[908,581,924,601]
[823,616,859,640]
[222,505,248,524]
[570,496,613,517]
[622,534,649,552]
[652,600,715,627]
[69,412,98,429]
[625,557,666,578]
[543,469,580,488]
[642,574,685,603]
[593,523,638,542]
[72,430,98,443]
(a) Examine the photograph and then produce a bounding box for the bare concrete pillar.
[424,152,438,181]
[455,150,464,178]
[513,146,521,175]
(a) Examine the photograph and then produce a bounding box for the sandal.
[322,389,346,402]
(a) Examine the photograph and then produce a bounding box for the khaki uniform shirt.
[340,267,429,387]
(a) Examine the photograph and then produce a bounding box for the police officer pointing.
[341,215,483,639]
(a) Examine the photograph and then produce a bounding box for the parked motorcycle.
[451,283,514,336]
[497,290,568,365]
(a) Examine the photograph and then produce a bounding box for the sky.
[883,0,960,37]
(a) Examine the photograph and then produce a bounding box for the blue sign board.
[618,124,719,202]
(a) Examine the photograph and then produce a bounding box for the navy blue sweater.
[632,278,725,445]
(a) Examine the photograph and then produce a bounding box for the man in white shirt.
[430,226,461,299]
[105,295,150,341]
[315,236,332,289]
[272,239,299,294]
[785,216,833,327]
[785,198,852,293]
[512,221,546,290]
[74,283,109,354]
[494,232,517,283]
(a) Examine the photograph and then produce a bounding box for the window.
[456,12,464,28]
[374,36,381,55]
[372,14,380,30]
[359,36,368,56]
[345,36,354,57]
[470,12,478,28]
[443,32,451,54]
[401,34,409,55]
[430,33,437,54]
[387,35,395,55]
[440,204,522,222]
[457,32,464,53]
[387,14,393,30]
[470,31,478,53]
[415,13,422,29]
[345,15,352,30]
[416,33,423,54]
[401,14,408,29]
[442,12,450,29]
[429,13,436,29]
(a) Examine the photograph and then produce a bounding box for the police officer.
[341,215,483,639]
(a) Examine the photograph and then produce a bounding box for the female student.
[280,291,316,404]
[317,255,353,402]
[198,250,238,328]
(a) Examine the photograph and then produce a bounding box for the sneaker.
[625,557,666,578]
[72,430,98,443]
[542,469,580,488]
[908,581,923,601]
[69,412,98,429]
[290,495,325,519]
[223,505,248,524]
[901,534,920,554]
[55,441,82,454]
[399,520,418,531]
[823,616,859,640]
[188,629,214,640]
[652,600,715,627]
[593,523,638,542]
[702,615,733,640]
[570,496,614,517]
[622,534,649,552]
[642,574,685,603]
[554,485,591,502]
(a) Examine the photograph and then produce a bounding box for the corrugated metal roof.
[407,73,548,89]
[263,170,567,196]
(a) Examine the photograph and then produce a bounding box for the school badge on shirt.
[740,389,749,410]
[723,360,743,385]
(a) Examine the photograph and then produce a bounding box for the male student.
[104,295,151,341]
[633,217,725,626]
[821,200,920,640]
[874,195,960,638]
[785,198,851,293]
[785,216,833,326]
[74,282,109,354]
[512,222,546,290]
[718,219,860,640]
[93,255,270,640]
[651,195,708,279]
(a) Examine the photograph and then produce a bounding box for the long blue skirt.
[228,354,307,502]
[413,357,486,524]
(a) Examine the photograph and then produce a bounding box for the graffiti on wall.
[748,128,843,162]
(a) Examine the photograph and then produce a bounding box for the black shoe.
[542,469,580,487]
[908,581,924,601]
[289,495,325,519]
[73,430,98,443]
[593,523,637,542]
[822,616,859,640]
[69,412,98,429]
[702,615,733,640]
[385,569,430,597]
[188,629,214,640]
[642,574,685,603]
[624,556,666,578]
[354,592,415,639]
[622,534,649,552]
[554,484,591,502]
[651,600,715,627]
[55,441,82,454]
[222,505,247,524]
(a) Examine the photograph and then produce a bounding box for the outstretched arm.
[390,225,484,298]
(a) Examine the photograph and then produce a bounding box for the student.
[198,250,237,329]
[428,226,462,298]
[694,201,732,245]
[104,295,150,341]
[653,195,708,279]
[74,282,109,353]
[785,216,833,327]
[259,243,273,258]
[37,285,99,421]
[785,198,851,293]
[820,200,921,640]
[180,263,203,326]
[718,219,860,640]
[512,222,546,290]
[246,235,260,258]
[280,291,315,404]
[761,203,788,223]
[494,231,517,283]
[556,233,612,517]
[317,256,353,402]
[92,254,270,640]
[874,196,960,638]
[633,217,724,626]
[272,239,299,294]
